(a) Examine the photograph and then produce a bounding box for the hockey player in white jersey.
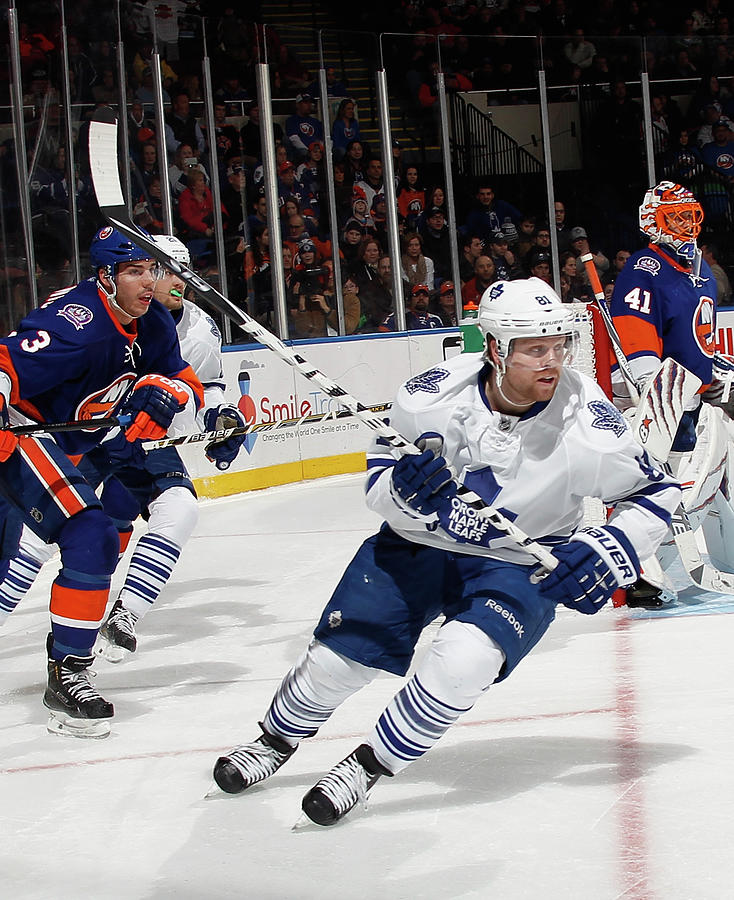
[0,236,249,661]
[212,277,681,825]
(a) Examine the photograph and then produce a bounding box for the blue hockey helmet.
[89,226,153,275]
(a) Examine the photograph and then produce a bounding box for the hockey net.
[567,302,616,530]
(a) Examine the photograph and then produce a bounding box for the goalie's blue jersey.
[0,278,203,456]
[609,244,716,388]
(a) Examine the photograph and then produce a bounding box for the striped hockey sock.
[369,674,471,774]
[0,552,44,623]
[116,533,182,621]
[262,640,374,745]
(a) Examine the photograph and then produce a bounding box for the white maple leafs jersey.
[366,354,681,565]
[174,299,227,426]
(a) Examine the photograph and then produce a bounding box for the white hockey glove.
[538,526,640,614]
[704,352,734,404]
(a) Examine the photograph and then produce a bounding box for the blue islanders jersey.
[609,244,716,389]
[0,279,203,455]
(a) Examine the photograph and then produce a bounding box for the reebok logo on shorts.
[485,597,524,638]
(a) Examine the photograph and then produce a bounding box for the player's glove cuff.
[571,525,640,589]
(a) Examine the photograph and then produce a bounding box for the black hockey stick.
[11,414,131,435]
[88,109,558,571]
[141,403,392,451]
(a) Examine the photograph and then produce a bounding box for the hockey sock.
[116,532,181,621]
[117,525,134,561]
[262,639,375,746]
[0,551,44,623]
[368,620,505,775]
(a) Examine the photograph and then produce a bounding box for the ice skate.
[44,634,114,739]
[213,729,297,794]
[300,744,391,826]
[95,599,138,663]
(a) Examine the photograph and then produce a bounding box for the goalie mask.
[478,278,579,385]
[639,181,703,262]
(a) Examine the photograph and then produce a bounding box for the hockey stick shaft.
[141,404,392,451]
[11,414,131,435]
[580,253,640,402]
[88,111,557,571]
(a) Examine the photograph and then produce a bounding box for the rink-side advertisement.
[185,311,734,498]
[184,330,464,498]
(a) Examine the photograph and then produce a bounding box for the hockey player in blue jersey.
[211,278,681,825]
[0,235,248,663]
[0,226,203,737]
[610,181,715,410]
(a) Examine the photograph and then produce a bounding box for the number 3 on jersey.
[624,287,652,315]
[20,330,51,353]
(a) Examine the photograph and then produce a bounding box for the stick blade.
[89,110,125,210]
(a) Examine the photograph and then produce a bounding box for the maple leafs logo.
[587,400,627,437]
[405,367,450,394]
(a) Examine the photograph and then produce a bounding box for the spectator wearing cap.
[349,184,376,233]
[432,281,459,327]
[696,102,734,148]
[240,102,284,169]
[397,165,426,231]
[569,226,609,287]
[460,234,485,284]
[701,120,734,185]
[165,89,206,157]
[527,250,553,286]
[359,254,396,333]
[419,206,452,286]
[220,157,248,235]
[332,99,361,160]
[488,230,523,281]
[340,219,366,266]
[462,183,523,245]
[401,231,435,290]
[277,160,307,209]
[461,255,497,307]
[380,283,443,332]
[285,93,325,161]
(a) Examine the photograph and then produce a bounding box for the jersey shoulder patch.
[587,399,628,437]
[405,367,450,395]
[632,255,661,276]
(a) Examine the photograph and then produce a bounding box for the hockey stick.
[580,253,640,402]
[11,414,131,435]
[141,403,392,451]
[88,110,558,571]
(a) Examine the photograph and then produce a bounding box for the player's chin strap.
[97,271,146,320]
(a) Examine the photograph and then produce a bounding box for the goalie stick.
[582,254,734,596]
[88,110,558,573]
[141,403,392,451]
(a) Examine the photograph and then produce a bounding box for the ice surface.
[2,474,732,900]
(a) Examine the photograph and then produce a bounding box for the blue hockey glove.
[102,429,146,469]
[121,375,189,442]
[391,433,456,516]
[538,525,640,614]
[0,393,18,463]
[204,405,248,470]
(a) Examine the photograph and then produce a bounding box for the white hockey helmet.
[151,234,191,267]
[639,181,703,261]
[478,277,578,366]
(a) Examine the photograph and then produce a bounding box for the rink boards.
[187,311,734,499]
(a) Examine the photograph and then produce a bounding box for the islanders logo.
[236,368,258,454]
[692,295,716,356]
[75,373,136,426]
[57,304,93,330]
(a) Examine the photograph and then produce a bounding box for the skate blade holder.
[47,711,111,740]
